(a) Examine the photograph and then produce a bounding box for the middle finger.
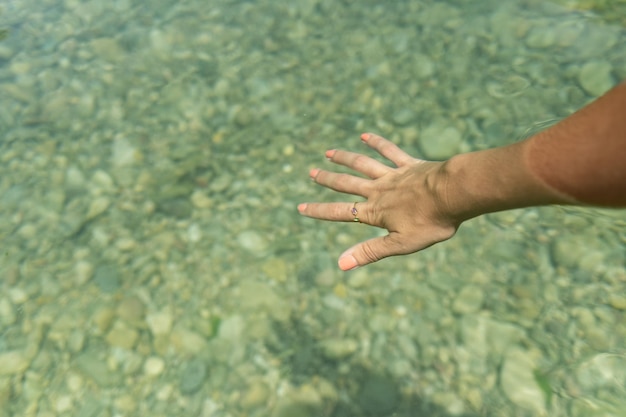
[311,168,370,196]
[326,149,391,179]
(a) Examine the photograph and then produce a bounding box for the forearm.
[441,81,626,221]
[440,141,575,222]
[526,81,626,206]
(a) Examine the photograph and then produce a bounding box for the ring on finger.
[351,202,360,223]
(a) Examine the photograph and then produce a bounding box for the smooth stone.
[357,374,399,415]
[608,294,626,310]
[237,230,269,254]
[392,108,416,126]
[116,296,145,323]
[236,281,290,321]
[111,136,139,167]
[146,310,173,336]
[144,357,165,377]
[75,352,122,387]
[575,353,626,391]
[414,54,435,79]
[92,307,115,334]
[319,338,358,360]
[261,258,288,282]
[170,326,208,355]
[0,350,30,375]
[217,315,245,340]
[241,381,271,409]
[74,261,94,285]
[209,174,233,193]
[551,234,609,273]
[0,377,11,408]
[86,197,110,220]
[179,358,207,395]
[0,297,16,326]
[0,45,13,60]
[500,348,546,414]
[157,198,192,219]
[91,170,115,190]
[452,285,484,314]
[525,25,555,48]
[105,321,139,350]
[272,401,317,417]
[93,264,120,293]
[90,38,124,61]
[190,190,213,209]
[419,123,463,160]
[578,60,614,97]
[68,329,86,353]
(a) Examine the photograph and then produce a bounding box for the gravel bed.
[0,0,625,416]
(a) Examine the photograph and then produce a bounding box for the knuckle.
[352,154,368,168]
[360,241,381,263]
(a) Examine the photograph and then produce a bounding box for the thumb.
[338,234,407,271]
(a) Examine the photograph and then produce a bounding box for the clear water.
[0,0,625,416]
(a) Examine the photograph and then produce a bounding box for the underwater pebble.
[146,310,173,336]
[179,358,207,395]
[419,123,463,160]
[500,348,546,414]
[93,264,120,293]
[578,60,615,97]
[105,321,139,349]
[86,197,110,220]
[237,230,269,253]
[144,356,165,377]
[452,285,484,314]
[241,380,271,409]
[319,338,358,359]
[0,350,30,375]
[74,261,94,285]
[608,294,626,310]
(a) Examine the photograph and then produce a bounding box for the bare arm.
[444,80,626,221]
[298,81,626,270]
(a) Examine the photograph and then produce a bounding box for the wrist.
[438,141,574,223]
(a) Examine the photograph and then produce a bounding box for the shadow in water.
[268,316,480,417]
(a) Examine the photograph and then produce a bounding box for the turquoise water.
[1,0,625,416]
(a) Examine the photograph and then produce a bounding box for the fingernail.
[309,168,320,180]
[297,203,307,213]
[360,133,370,142]
[338,255,359,271]
[325,149,336,159]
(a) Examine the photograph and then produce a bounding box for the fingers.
[298,201,369,224]
[325,149,390,179]
[361,132,417,167]
[310,168,370,196]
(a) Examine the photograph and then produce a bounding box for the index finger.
[361,133,417,166]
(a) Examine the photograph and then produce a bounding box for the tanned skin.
[298,81,626,270]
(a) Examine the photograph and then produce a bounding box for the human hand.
[298,133,460,271]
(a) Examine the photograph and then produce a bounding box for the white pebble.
[146,311,173,336]
[74,261,94,285]
[187,223,202,243]
[55,395,73,413]
[8,288,28,304]
[144,356,165,377]
[86,197,110,220]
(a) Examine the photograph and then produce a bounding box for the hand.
[298,133,460,271]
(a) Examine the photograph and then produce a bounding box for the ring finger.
[298,201,370,224]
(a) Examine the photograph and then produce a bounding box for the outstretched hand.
[298,133,460,271]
